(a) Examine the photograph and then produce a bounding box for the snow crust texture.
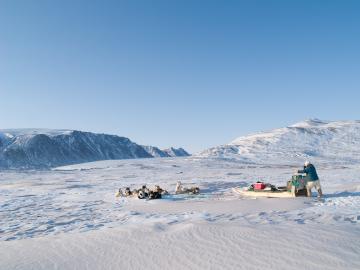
[0,157,359,269]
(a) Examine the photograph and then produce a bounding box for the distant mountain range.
[198,119,360,164]
[2,119,358,169]
[0,129,189,169]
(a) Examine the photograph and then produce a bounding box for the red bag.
[254,182,266,190]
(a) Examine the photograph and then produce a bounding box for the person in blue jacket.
[297,161,323,197]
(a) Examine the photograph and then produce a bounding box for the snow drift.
[1,157,359,269]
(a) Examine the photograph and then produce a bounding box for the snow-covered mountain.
[142,146,170,158]
[142,146,189,158]
[0,129,190,169]
[198,119,360,164]
[163,147,190,157]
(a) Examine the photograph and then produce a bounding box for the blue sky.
[1,0,359,152]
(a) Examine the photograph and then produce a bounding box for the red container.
[254,182,266,190]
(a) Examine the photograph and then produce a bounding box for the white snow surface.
[199,119,360,164]
[0,157,359,269]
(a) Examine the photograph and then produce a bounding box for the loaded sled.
[233,175,308,198]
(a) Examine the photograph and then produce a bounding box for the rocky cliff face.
[0,129,189,169]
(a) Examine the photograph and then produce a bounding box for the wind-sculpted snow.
[199,119,360,164]
[1,158,359,242]
[1,157,359,270]
[0,129,189,168]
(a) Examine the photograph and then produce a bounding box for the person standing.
[297,161,323,197]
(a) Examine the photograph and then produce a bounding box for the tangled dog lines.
[116,181,200,200]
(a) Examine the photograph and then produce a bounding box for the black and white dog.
[137,185,149,199]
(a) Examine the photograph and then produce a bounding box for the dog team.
[116,181,200,200]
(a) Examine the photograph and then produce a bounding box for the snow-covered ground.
[1,157,359,269]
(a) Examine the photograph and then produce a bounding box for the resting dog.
[154,185,169,195]
[115,188,123,197]
[124,187,133,197]
[137,185,150,199]
[148,190,162,200]
[117,185,167,199]
[175,181,200,195]
[116,187,138,198]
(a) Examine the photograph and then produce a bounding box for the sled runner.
[232,187,296,198]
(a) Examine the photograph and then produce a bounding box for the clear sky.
[1,0,359,152]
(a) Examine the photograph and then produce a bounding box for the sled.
[232,187,301,198]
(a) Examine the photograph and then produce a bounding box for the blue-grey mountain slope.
[0,129,189,169]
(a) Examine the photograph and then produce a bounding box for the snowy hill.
[198,119,360,164]
[0,129,189,169]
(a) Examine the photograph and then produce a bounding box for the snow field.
[0,157,359,269]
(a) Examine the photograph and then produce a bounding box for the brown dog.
[175,181,200,195]
[154,185,169,195]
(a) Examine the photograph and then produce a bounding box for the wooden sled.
[232,187,306,198]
